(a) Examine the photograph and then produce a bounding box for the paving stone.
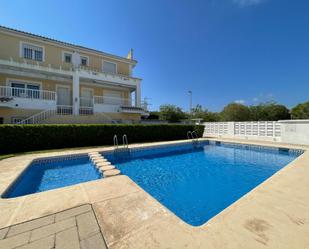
[90,155,103,159]
[30,217,76,242]
[103,169,121,177]
[96,162,111,167]
[17,235,55,249]
[0,227,8,240]
[99,165,115,171]
[80,233,107,249]
[0,232,30,249]
[88,152,100,155]
[55,227,80,249]
[7,215,55,237]
[76,212,100,240]
[55,205,92,222]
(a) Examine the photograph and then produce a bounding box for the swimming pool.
[3,155,101,198]
[105,141,302,226]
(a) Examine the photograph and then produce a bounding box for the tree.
[291,102,309,119]
[159,105,187,122]
[191,104,220,122]
[249,102,290,121]
[220,103,251,121]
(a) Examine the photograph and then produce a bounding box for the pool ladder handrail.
[191,131,198,142]
[187,130,199,147]
[113,135,119,148]
[123,134,129,149]
[187,131,192,140]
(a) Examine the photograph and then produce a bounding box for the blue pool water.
[3,156,101,198]
[105,142,301,226]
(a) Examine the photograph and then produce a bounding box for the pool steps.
[88,152,121,178]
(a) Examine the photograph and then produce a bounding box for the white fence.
[203,120,309,145]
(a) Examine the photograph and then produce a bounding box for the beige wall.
[79,84,129,97]
[0,31,131,75]
[40,113,140,124]
[0,108,40,124]
[0,108,140,124]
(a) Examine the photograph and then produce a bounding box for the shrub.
[0,124,204,155]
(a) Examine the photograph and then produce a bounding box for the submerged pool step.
[88,152,121,178]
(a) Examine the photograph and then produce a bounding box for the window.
[64,53,72,63]
[10,81,41,98]
[81,56,88,66]
[103,61,117,74]
[22,43,43,61]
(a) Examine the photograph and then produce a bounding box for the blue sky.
[1,0,308,111]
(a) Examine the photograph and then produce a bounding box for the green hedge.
[0,124,204,155]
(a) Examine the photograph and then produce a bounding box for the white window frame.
[80,55,89,66]
[6,78,42,99]
[6,78,42,89]
[19,41,45,62]
[102,60,117,74]
[61,51,73,63]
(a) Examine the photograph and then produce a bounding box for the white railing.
[0,58,140,86]
[57,105,73,115]
[0,86,56,101]
[94,95,132,106]
[79,107,93,115]
[203,121,281,140]
[17,109,56,124]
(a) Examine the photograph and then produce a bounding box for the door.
[104,90,122,105]
[56,86,70,106]
[81,88,93,107]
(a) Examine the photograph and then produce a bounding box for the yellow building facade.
[0,26,147,124]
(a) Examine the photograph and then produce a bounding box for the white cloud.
[232,0,264,7]
[234,99,246,104]
[252,93,275,104]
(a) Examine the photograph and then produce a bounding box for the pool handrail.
[123,134,129,148]
[113,135,119,148]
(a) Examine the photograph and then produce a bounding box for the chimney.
[127,48,134,60]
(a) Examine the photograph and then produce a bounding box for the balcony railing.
[0,58,140,84]
[57,105,73,115]
[0,86,56,101]
[94,96,132,106]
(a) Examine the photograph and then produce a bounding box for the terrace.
[0,138,308,249]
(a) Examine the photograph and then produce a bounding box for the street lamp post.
[188,90,192,115]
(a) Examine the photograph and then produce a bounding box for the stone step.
[103,169,121,177]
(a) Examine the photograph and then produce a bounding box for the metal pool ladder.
[187,131,199,148]
[113,134,131,159]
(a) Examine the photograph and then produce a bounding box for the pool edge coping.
[0,138,309,248]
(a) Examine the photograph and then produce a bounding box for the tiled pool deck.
[0,138,308,249]
[0,204,106,249]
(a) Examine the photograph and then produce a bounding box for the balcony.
[71,96,147,115]
[0,58,141,88]
[0,86,56,110]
